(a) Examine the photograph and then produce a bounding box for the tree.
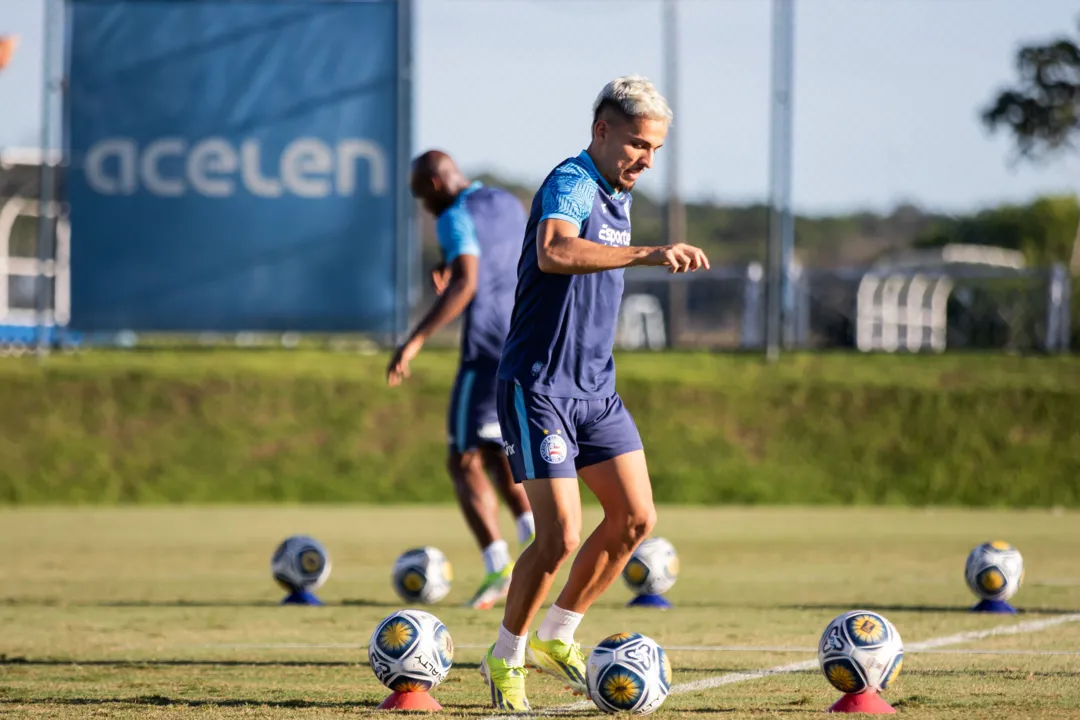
[982,19,1080,273]
[983,19,1080,160]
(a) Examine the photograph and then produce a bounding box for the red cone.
[377,690,443,711]
[827,692,896,713]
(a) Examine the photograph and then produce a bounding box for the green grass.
[2,350,1079,506]
[3,348,1080,390]
[2,506,1080,718]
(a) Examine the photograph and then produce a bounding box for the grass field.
[2,506,1080,718]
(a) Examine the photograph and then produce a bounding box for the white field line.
[486,612,1080,719]
[198,642,1080,658]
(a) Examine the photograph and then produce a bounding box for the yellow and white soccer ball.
[622,537,679,597]
[818,610,903,695]
[392,547,452,604]
[586,633,672,715]
[368,609,454,693]
[271,535,331,592]
[965,541,1024,602]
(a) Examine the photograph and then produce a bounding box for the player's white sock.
[492,623,527,666]
[516,512,535,544]
[482,540,511,575]
[536,604,583,643]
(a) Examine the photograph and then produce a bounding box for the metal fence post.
[1046,263,1070,353]
[741,262,764,349]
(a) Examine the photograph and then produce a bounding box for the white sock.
[536,604,584,643]
[482,540,511,575]
[492,623,527,666]
[516,512,535,544]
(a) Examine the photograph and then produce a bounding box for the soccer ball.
[368,609,454,693]
[586,633,672,715]
[965,541,1024,602]
[622,537,679,597]
[392,547,452,604]
[818,611,903,695]
[271,535,331,592]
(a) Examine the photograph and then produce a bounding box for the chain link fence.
[614,261,1072,353]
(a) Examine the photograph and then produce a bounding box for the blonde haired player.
[480,76,710,710]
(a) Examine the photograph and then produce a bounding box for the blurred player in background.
[387,150,535,610]
[479,76,710,710]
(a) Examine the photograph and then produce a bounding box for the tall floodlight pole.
[765,0,795,362]
[35,0,59,359]
[663,0,687,348]
[394,0,415,347]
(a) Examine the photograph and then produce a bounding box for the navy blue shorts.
[496,380,644,482]
[447,361,503,454]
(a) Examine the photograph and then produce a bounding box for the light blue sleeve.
[539,166,597,232]
[436,204,481,262]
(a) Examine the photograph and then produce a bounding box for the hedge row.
[1,351,1077,506]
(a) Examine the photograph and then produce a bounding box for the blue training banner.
[67,0,402,332]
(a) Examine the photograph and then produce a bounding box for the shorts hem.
[447,438,503,455]
[518,472,580,483]
[574,443,644,471]
[508,462,579,483]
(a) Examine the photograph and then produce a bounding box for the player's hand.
[648,243,710,273]
[387,338,423,387]
[430,264,450,296]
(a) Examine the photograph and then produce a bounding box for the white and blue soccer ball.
[622,537,679,597]
[271,535,331,592]
[368,609,454,693]
[586,633,672,715]
[392,547,452,604]
[818,611,904,695]
[965,541,1024,602]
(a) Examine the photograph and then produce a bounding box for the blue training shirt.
[498,151,633,399]
[436,181,524,364]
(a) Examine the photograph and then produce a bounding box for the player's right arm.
[387,202,480,387]
[537,219,710,275]
[534,168,709,275]
[431,260,451,295]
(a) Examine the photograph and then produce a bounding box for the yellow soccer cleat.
[467,563,514,610]
[526,632,587,695]
[480,645,531,711]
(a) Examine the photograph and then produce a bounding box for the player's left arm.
[387,206,480,386]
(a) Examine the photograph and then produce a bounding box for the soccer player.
[479,76,710,710]
[387,150,536,610]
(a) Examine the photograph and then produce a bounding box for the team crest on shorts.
[539,431,568,464]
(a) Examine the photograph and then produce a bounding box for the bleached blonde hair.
[592,75,673,125]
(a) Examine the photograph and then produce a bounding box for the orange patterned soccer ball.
[818,611,904,695]
[965,541,1024,602]
[368,609,454,693]
[586,632,672,715]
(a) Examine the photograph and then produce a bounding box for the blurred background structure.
[0,0,1077,355]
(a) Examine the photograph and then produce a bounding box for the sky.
[1,0,1078,214]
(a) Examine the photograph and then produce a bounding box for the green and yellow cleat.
[480,646,531,711]
[467,563,514,610]
[526,632,588,695]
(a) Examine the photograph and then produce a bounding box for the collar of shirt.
[576,150,624,200]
